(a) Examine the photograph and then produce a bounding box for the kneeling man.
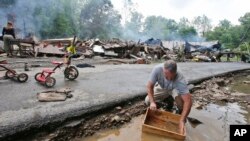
[145,60,192,134]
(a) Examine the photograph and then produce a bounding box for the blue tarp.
[144,38,163,47]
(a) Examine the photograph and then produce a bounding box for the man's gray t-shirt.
[149,64,189,95]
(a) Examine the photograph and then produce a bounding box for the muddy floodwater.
[74,102,250,141]
[230,75,250,94]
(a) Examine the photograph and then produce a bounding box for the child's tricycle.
[0,60,29,82]
[34,58,79,88]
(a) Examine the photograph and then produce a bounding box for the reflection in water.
[74,103,250,141]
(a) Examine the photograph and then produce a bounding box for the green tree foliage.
[239,12,250,42]
[32,0,122,39]
[193,15,212,37]
[143,16,178,40]
[33,0,81,38]
[205,13,250,51]
[79,0,122,39]
[2,0,250,47]
[123,11,144,40]
[178,26,197,40]
[178,17,197,40]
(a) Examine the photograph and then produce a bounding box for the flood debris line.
[37,88,73,102]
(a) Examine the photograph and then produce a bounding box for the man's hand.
[179,120,185,135]
[147,81,157,110]
[150,102,157,110]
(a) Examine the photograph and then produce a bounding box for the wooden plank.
[143,108,149,124]
[147,109,180,122]
[142,124,185,140]
[145,116,179,133]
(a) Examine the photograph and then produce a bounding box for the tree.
[143,16,178,40]
[178,26,197,41]
[179,17,190,28]
[205,18,244,49]
[239,12,250,42]
[192,15,212,37]
[123,11,143,40]
[79,0,122,39]
[219,19,232,30]
[177,17,197,41]
[32,0,82,39]
[122,0,135,23]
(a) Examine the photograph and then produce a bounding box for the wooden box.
[142,108,186,140]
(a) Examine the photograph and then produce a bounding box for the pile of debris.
[36,38,237,64]
[33,37,171,64]
[3,35,245,63]
[191,73,250,110]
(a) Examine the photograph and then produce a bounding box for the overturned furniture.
[142,108,186,140]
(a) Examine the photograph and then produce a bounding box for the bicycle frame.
[37,63,64,82]
[0,64,17,78]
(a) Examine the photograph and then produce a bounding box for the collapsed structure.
[0,36,247,63]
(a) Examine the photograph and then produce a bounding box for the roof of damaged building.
[162,40,220,51]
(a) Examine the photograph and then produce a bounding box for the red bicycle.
[34,56,79,87]
[0,60,29,83]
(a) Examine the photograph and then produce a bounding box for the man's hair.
[164,60,177,73]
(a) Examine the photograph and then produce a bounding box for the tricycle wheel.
[35,72,43,82]
[64,66,79,80]
[5,70,16,78]
[45,77,56,88]
[17,73,29,83]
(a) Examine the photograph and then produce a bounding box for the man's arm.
[147,81,155,103]
[180,93,192,121]
[147,81,157,110]
[147,66,159,110]
[179,93,192,134]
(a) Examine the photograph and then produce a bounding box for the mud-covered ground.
[9,70,250,141]
[191,71,250,109]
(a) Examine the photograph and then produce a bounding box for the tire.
[45,77,56,88]
[34,72,43,82]
[64,66,79,80]
[5,70,16,78]
[17,73,29,83]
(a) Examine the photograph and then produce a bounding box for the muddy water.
[74,103,250,141]
[230,75,250,94]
